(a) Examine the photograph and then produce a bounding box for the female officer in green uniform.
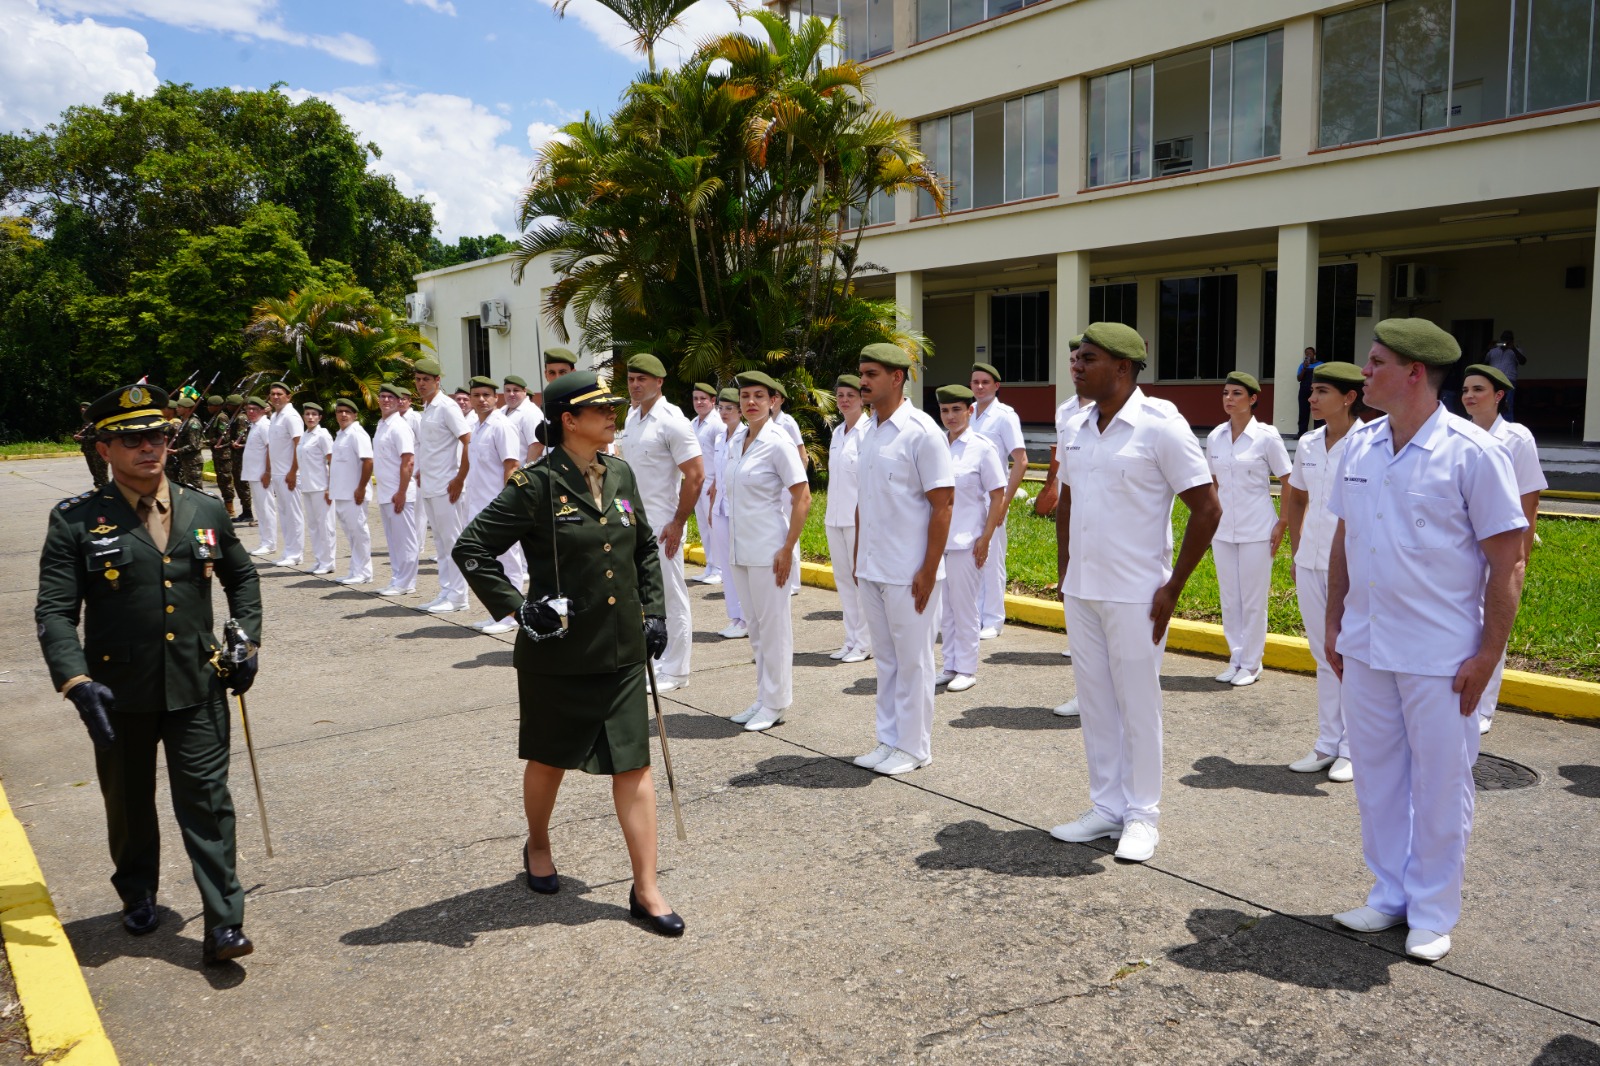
[453,370,684,937]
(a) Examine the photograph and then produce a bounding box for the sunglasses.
[111,430,169,449]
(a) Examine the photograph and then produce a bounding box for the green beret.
[1312,361,1365,388]
[1081,322,1146,362]
[544,347,578,367]
[1067,334,1083,351]
[627,353,668,379]
[246,395,268,408]
[1373,318,1459,367]
[1464,363,1514,392]
[225,394,244,405]
[175,395,197,409]
[545,370,625,410]
[302,401,323,413]
[1225,370,1261,394]
[468,375,497,390]
[971,362,1002,383]
[206,394,225,405]
[333,397,360,412]
[834,374,861,391]
[692,382,717,398]
[718,387,739,403]
[268,381,291,393]
[378,383,408,399]
[860,342,912,370]
[503,374,529,389]
[86,384,170,434]
[734,370,782,395]
[413,356,442,377]
[451,385,470,396]
[936,384,975,403]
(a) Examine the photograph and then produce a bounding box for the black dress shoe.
[629,887,685,938]
[523,843,558,895]
[202,925,254,966]
[121,896,159,936]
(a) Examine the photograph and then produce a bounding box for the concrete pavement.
[4,457,1600,1064]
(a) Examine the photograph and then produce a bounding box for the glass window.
[917,116,949,216]
[916,0,1050,42]
[845,187,895,229]
[868,0,893,57]
[972,101,1004,207]
[1449,0,1511,125]
[466,318,491,378]
[1512,0,1599,113]
[1004,98,1024,203]
[1320,5,1384,145]
[990,292,1051,383]
[1261,264,1361,370]
[952,0,984,32]
[1089,283,1138,327]
[1158,275,1238,381]
[1131,64,1153,180]
[952,109,975,208]
[1382,0,1452,136]
[1210,43,1232,167]
[919,90,1055,213]
[919,0,948,41]
[1210,30,1284,165]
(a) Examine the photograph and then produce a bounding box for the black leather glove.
[228,654,258,695]
[643,615,668,660]
[68,682,117,748]
[517,596,566,641]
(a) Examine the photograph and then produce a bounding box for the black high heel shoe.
[629,887,685,937]
[523,842,559,895]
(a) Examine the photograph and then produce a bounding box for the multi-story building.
[787,0,1600,441]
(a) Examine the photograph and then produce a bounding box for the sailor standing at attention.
[769,383,808,596]
[617,353,705,692]
[710,388,749,640]
[1049,323,1219,863]
[373,383,420,597]
[849,343,953,777]
[688,382,725,585]
[464,376,525,634]
[412,357,474,614]
[825,374,871,663]
[328,397,374,585]
[501,375,546,465]
[968,362,1027,640]
[264,382,305,567]
[296,402,337,575]
[1325,318,1527,962]
[934,384,1008,694]
[1050,336,1083,717]
[240,397,277,558]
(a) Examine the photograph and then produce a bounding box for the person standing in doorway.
[825,374,872,663]
[296,402,336,575]
[968,362,1027,640]
[1484,331,1527,421]
[688,382,724,585]
[412,356,474,614]
[328,397,374,585]
[265,382,304,567]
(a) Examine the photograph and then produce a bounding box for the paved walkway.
[3,457,1600,1064]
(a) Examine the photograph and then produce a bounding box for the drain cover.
[1474,754,1539,791]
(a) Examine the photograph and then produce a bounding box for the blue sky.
[1,0,747,238]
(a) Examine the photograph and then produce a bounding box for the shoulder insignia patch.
[57,490,95,511]
[509,469,529,488]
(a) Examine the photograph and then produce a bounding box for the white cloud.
[42,0,380,64]
[404,0,456,14]
[287,87,534,240]
[554,0,745,70]
[0,0,158,132]
[525,120,568,154]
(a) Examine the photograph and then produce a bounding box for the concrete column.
[897,270,925,398]
[1136,277,1160,384]
[1235,265,1264,378]
[1279,15,1319,159]
[1273,223,1319,434]
[1057,76,1084,197]
[1055,251,1090,409]
[1585,192,1600,443]
[893,0,915,52]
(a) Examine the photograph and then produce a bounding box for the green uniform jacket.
[172,414,205,484]
[230,411,252,450]
[454,448,664,675]
[35,481,263,713]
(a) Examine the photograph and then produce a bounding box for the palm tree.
[551,0,717,72]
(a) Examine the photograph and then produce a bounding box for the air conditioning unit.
[405,292,431,324]
[480,299,510,332]
[1392,262,1435,301]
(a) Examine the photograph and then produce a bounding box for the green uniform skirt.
[517,662,651,775]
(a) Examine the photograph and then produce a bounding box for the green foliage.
[422,234,518,272]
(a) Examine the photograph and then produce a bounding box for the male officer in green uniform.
[35,384,263,966]
[204,394,237,515]
[229,394,255,524]
[171,394,206,486]
[73,401,110,488]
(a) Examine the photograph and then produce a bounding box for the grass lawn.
[0,439,77,455]
[698,486,1600,683]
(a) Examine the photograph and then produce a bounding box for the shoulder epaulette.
[56,489,97,512]
[174,482,220,499]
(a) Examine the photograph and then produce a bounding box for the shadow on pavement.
[321,589,371,600]
[649,712,742,741]
[1161,675,1230,693]
[345,604,417,620]
[982,651,1066,668]
[1557,764,1600,799]
[948,705,1079,731]
[341,878,631,948]
[728,754,874,790]
[1168,908,1402,992]
[1179,756,1331,797]
[453,649,515,670]
[394,625,480,640]
[804,609,843,622]
[793,651,844,668]
[842,677,877,696]
[1532,1034,1600,1064]
[914,820,1105,879]
[61,908,247,989]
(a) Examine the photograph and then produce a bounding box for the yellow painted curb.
[0,451,79,462]
[685,544,1600,721]
[0,780,119,1064]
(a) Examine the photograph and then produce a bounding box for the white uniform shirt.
[267,404,304,478]
[725,420,808,565]
[240,419,270,481]
[373,412,416,503]
[971,398,1025,463]
[855,402,955,585]
[947,429,1008,550]
[1327,406,1526,676]
[1207,418,1291,543]
[1488,415,1548,495]
[295,425,333,493]
[417,392,471,498]
[773,410,804,449]
[503,401,544,460]
[1286,425,1347,571]
[465,409,520,511]
[1057,388,1212,603]
[330,422,373,501]
[619,399,702,533]
[1054,395,1081,435]
[691,414,722,504]
[825,416,870,527]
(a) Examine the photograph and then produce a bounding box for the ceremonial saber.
[234,693,276,857]
[643,656,688,842]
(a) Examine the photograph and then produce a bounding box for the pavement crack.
[917,978,1122,1047]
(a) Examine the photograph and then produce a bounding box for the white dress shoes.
[270,556,302,567]
[1405,928,1451,962]
[1230,667,1260,687]
[1327,757,1354,783]
[1333,905,1405,933]
[874,749,930,775]
[311,565,334,575]
[1114,821,1159,862]
[829,646,850,660]
[840,647,871,663]
[426,599,468,614]
[249,545,275,557]
[649,674,687,694]
[743,706,784,731]
[730,701,762,725]
[947,674,977,693]
[699,573,723,585]
[1214,665,1239,683]
[1061,648,1071,659]
[479,621,516,635]
[1289,751,1336,773]
[933,670,955,687]
[1053,697,1080,717]
[1478,715,1493,735]
[1049,810,1122,843]
[852,742,894,769]
[336,575,361,584]
[718,621,749,639]
[377,586,414,597]
[978,626,999,640]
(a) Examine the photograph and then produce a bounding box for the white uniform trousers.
[379,499,419,591]
[825,524,869,653]
[787,543,801,593]
[421,494,468,603]
[730,564,792,710]
[1342,656,1479,934]
[505,543,528,593]
[695,496,720,578]
[272,475,304,562]
[252,475,279,554]
[413,479,429,552]
[939,548,982,676]
[657,538,693,679]
[1213,539,1272,672]
[1475,650,1508,724]
[1064,595,1168,826]
[710,515,742,623]
[334,499,372,582]
[300,490,336,571]
[1294,565,1348,759]
[859,578,941,763]
[978,522,1008,631]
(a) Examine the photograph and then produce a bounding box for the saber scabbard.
[234,693,275,858]
[644,656,688,841]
